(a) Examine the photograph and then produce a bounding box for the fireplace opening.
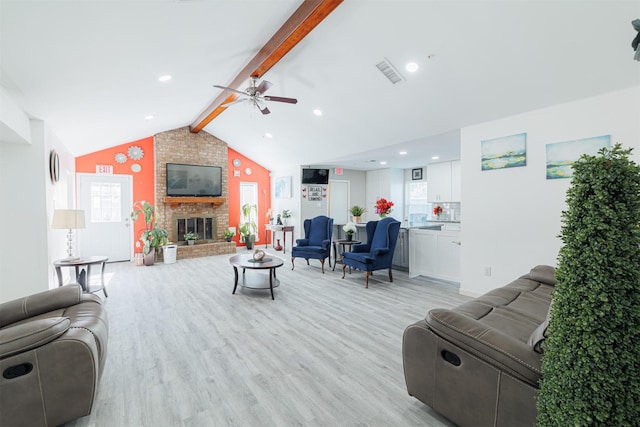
[174,215,217,243]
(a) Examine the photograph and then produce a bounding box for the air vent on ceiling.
[376,58,405,84]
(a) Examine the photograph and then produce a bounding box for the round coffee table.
[229,253,284,300]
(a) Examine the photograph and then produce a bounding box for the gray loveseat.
[403,265,555,427]
[0,284,108,426]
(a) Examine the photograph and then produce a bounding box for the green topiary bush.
[537,144,640,426]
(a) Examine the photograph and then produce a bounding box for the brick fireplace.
[154,127,235,259]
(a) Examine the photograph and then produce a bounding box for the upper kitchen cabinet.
[427,160,461,202]
[365,169,403,222]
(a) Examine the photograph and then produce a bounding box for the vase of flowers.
[281,209,292,225]
[343,221,357,241]
[375,198,394,218]
[433,205,443,219]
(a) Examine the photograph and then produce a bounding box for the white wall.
[0,114,75,303]
[460,86,640,296]
[0,85,31,145]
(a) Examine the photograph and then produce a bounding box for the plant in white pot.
[240,203,257,249]
[349,205,366,222]
[184,232,197,245]
[281,209,292,225]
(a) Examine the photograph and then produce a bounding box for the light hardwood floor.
[66,250,470,427]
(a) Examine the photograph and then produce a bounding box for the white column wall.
[460,86,640,296]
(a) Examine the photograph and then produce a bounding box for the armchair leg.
[365,271,370,288]
[320,259,325,274]
[388,268,393,283]
[342,264,346,279]
[291,257,295,271]
[306,259,310,266]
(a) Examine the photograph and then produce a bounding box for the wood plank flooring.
[65,250,470,427]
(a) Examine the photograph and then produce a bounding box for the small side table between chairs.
[332,239,361,271]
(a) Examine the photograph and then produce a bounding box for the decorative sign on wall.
[306,185,326,201]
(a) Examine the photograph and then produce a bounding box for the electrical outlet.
[484,266,492,277]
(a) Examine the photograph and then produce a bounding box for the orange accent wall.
[227,148,271,246]
[75,136,155,252]
[75,136,272,252]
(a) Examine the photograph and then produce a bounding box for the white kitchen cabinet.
[409,228,461,282]
[365,168,403,222]
[427,160,461,202]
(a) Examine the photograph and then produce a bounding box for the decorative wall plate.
[233,159,241,167]
[131,163,142,173]
[115,153,127,164]
[127,145,144,160]
[245,167,252,175]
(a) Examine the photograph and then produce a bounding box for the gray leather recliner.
[0,284,108,426]
[403,265,555,427]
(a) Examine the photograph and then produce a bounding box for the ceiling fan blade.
[264,96,298,104]
[221,98,248,107]
[255,80,273,94]
[257,101,271,115]
[213,85,247,96]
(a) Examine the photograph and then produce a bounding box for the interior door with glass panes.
[78,174,132,261]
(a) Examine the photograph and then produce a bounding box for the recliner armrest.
[0,284,84,328]
[0,317,70,358]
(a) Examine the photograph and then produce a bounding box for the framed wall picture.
[275,176,292,199]
[412,168,423,180]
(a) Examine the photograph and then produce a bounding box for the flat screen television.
[301,168,330,184]
[166,163,222,197]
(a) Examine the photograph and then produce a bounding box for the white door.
[78,174,132,262]
[329,180,349,224]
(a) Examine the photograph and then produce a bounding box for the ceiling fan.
[214,77,298,115]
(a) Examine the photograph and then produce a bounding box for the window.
[90,182,122,223]
[405,181,429,227]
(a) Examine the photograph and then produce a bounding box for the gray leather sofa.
[0,284,108,426]
[403,265,555,427]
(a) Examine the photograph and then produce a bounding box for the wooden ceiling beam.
[190,0,343,133]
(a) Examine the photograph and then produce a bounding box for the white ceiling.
[2,0,639,172]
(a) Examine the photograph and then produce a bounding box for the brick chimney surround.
[154,127,236,260]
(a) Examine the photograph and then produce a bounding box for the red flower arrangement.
[375,198,394,217]
[433,205,443,216]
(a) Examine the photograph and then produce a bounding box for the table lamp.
[52,209,86,261]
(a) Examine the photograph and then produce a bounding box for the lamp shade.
[52,209,86,229]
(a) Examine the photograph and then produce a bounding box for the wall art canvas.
[481,133,527,171]
[546,135,610,179]
[275,176,292,199]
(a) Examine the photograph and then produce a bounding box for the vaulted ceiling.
[1,1,638,171]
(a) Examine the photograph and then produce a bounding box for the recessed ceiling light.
[144,115,155,120]
[432,156,440,160]
[380,161,388,165]
[405,62,419,73]
[313,109,323,116]
[158,75,172,82]
[264,133,273,139]
[399,151,407,155]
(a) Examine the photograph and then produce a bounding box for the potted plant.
[223,228,235,242]
[184,232,197,245]
[536,144,640,426]
[240,203,257,249]
[349,205,367,222]
[131,201,168,265]
[343,221,357,241]
[281,209,292,225]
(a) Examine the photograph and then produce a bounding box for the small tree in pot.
[537,144,640,426]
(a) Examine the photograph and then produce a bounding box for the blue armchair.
[291,215,334,273]
[341,217,401,288]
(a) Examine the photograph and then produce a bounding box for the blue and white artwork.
[481,133,527,171]
[546,135,610,179]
